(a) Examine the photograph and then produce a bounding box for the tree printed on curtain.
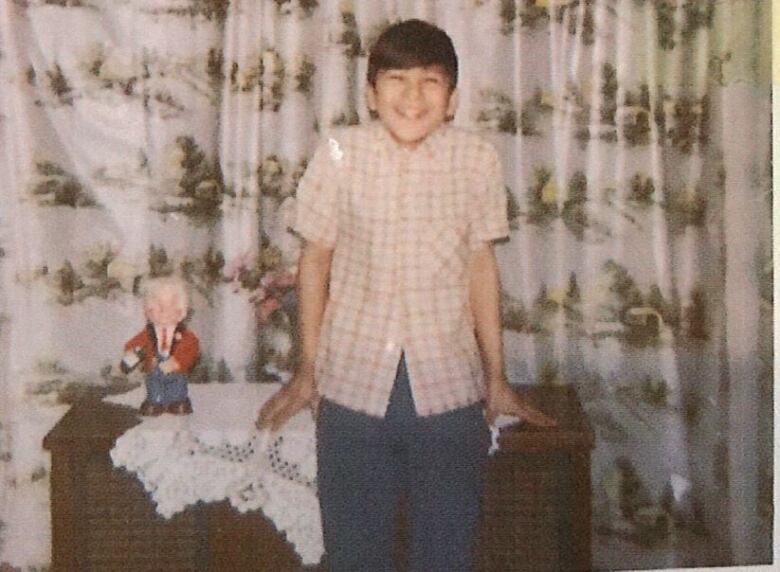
[0,0,771,569]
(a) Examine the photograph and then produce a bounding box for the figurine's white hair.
[142,276,189,315]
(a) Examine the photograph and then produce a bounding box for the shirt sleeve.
[468,140,510,250]
[293,137,341,248]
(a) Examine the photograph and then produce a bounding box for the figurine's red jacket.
[124,323,200,373]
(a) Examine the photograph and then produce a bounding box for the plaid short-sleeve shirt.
[294,123,509,417]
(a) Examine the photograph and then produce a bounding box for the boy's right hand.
[485,378,557,428]
[256,367,318,431]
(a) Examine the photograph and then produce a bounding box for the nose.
[402,79,423,102]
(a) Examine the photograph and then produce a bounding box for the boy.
[258,19,555,571]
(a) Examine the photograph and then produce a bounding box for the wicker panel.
[82,455,206,571]
[208,501,319,571]
[477,452,571,571]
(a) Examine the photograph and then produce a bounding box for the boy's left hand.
[485,379,557,428]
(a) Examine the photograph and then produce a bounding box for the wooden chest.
[476,385,594,571]
[44,385,593,571]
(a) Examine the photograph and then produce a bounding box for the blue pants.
[144,354,188,405]
[316,355,489,572]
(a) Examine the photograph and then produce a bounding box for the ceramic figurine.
[121,277,199,415]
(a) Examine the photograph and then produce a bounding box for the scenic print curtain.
[0,0,771,569]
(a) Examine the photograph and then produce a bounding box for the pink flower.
[274,271,297,288]
[260,272,274,288]
[256,296,281,322]
[249,287,268,304]
[260,269,297,291]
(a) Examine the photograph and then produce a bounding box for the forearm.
[468,245,558,428]
[296,240,333,371]
[468,243,506,387]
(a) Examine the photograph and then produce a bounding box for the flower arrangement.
[249,267,297,325]
[223,241,298,380]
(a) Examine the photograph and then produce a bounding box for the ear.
[365,82,378,113]
[446,88,459,120]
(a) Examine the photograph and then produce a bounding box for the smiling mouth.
[397,110,426,120]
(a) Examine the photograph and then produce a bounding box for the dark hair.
[367,19,458,90]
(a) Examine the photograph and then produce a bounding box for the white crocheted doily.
[107,383,323,564]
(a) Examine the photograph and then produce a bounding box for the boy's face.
[366,65,457,149]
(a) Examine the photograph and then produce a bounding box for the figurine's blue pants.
[145,353,188,405]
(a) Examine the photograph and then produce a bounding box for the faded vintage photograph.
[0,1,772,571]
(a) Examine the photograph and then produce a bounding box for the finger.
[484,406,498,426]
[257,393,280,422]
[525,409,557,427]
[265,397,293,429]
[269,400,292,431]
[257,391,287,429]
[256,409,271,430]
[270,396,305,431]
[267,387,308,429]
[532,409,557,426]
[256,409,272,430]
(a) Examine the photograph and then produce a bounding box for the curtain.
[0,0,771,569]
